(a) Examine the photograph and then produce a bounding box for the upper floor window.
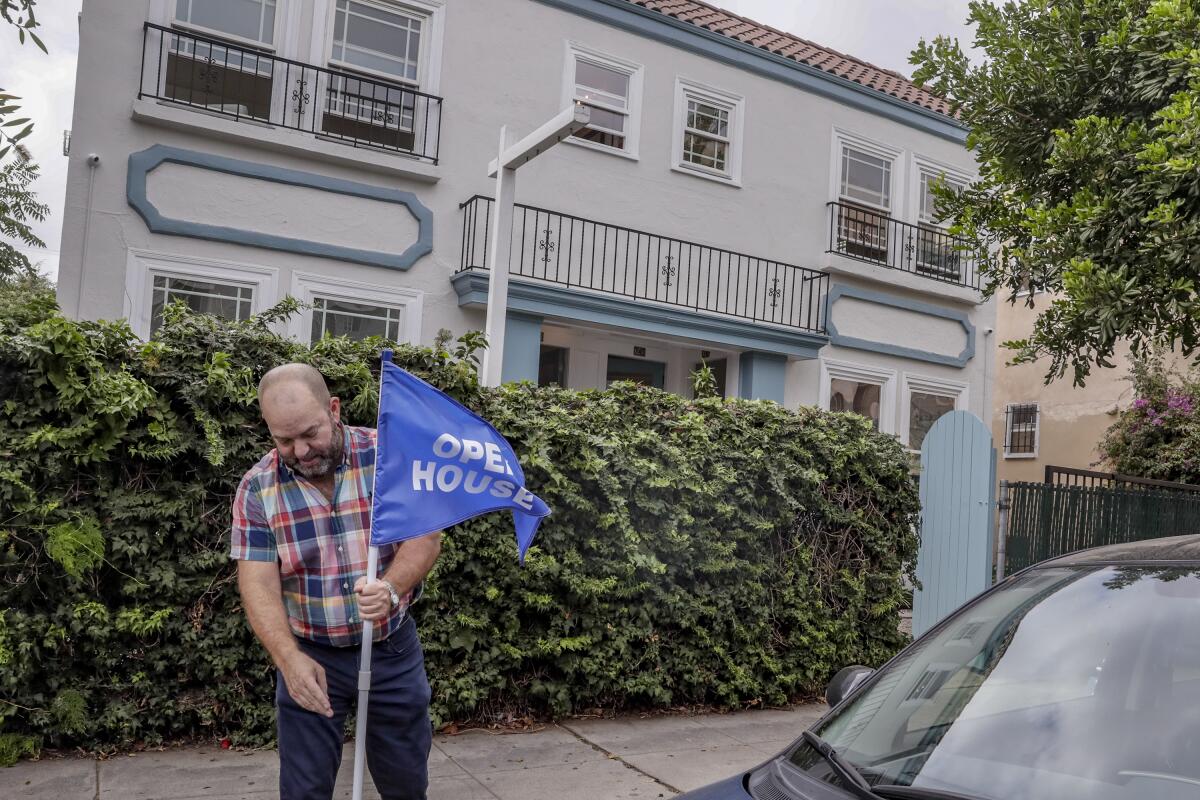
[330,0,423,84]
[916,167,967,280]
[672,78,744,185]
[564,43,642,157]
[918,169,964,228]
[841,146,892,210]
[175,0,277,47]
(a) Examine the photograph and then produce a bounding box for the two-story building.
[57,0,994,452]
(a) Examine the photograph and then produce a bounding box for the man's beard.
[287,421,344,478]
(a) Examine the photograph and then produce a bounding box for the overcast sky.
[3,0,975,283]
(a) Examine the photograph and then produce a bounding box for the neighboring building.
[991,296,1135,482]
[58,0,994,448]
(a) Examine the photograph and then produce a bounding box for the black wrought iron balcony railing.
[139,22,442,163]
[459,196,830,335]
[826,201,982,289]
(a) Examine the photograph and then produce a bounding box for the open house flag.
[370,351,550,562]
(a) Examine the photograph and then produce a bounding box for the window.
[1004,403,1040,458]
[330,0,422,81]
[539,345,569,387]
[289,272,422,345]
[915,169,966,280]
[564,43,642,157]
[820,359,897,435]
[151,275,254,333]
[323,0,432,151]
[310,296,403,342]
[904,374,967,451]
[836,144,895,262]
[167,1,278,120]
[673,78,744,184]
[607,355,665,389]
[126,249,278,341]
[830,378,883,430]
[175,0,277,45]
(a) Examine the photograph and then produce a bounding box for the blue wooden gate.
[912,410,996,638]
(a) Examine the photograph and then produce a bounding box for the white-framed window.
[819,359,898,435]
[913,160,970,280]
[329,0,423,84]
[830,129,902,264]
[288,272,422,345]
[903,373,968,451]
[672,78,744,185]
[562,42,643,159]
[173,0,279,48]
[1004,402,1040,459]
[124,249,279,340]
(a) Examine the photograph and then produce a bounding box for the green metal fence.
[1005,481,1200,573]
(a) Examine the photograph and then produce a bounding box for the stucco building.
[58,0,994,449]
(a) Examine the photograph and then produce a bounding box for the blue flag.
[370,351,550,563]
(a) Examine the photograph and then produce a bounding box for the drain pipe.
[74,152,100,317]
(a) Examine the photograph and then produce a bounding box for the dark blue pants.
[276,616,432,800]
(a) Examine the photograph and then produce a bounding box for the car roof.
[1038,534,1200,567]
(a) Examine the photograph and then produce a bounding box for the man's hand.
[281,651,333,717]
[354,577,392,622]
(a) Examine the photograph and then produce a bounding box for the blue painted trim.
[502,312,544,384]
[126,144,433,270]
[738,351,787,403]
[451,271,828,360]
[533,0,967,145]
[825,284,975,367]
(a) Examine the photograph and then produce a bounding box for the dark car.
[680,535,1200,800]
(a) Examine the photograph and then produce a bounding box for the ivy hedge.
[0,276,919,761]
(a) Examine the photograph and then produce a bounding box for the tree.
[910,0,1200,385]
[0,0,44,165]
[0,154,49,279]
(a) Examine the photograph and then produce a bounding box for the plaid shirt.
[230,425,411,647]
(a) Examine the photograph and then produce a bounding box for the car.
[678,534,1200,800]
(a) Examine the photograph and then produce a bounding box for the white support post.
[481,126,516,388]
[479,105,590,388]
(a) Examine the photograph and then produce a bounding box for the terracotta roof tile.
[624,0,954,116]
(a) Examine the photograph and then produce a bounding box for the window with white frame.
[323,0,434,151]
[151,275,255,333]
[820,359,897,434]
[290,272,422,345]
[915,167,967,279]
[904,374,967,451]
[125,250,278,340]
[175,0,277,45]
[1004,403,1040,458]
[673,78,743,184]
[836,141,896,262]
[167,0,278,120]
[565,44,642,156]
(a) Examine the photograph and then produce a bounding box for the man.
[231,363,441,800]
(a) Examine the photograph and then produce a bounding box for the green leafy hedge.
[0,276,919,758]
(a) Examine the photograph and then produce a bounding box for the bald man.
[231,363,441,800]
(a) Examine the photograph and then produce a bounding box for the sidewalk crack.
[93,759,100,800]
[558,722,683,796]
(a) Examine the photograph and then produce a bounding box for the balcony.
[139,23,443,164]
[826,201,982,290]
[458,196,830,337]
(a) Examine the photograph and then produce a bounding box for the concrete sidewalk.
[2,704,827,800]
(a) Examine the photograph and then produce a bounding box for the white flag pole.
[350,544,379,800]
[351,355,389,800]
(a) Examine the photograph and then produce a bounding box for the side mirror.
[825,665,875,708]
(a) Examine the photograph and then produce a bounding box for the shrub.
[1100,353,1200,483]
[0,280,919,759]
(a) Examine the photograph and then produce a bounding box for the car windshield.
[800,565,1200,800]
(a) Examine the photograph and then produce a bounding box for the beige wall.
[991,296,1135,483]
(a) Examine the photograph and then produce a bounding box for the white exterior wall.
[58,0,994,424]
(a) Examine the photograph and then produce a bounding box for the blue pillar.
[500,312,543,384]
[738,351,787,403]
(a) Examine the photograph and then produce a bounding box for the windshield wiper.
[800,731,882,800]
[872,784,988,800]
